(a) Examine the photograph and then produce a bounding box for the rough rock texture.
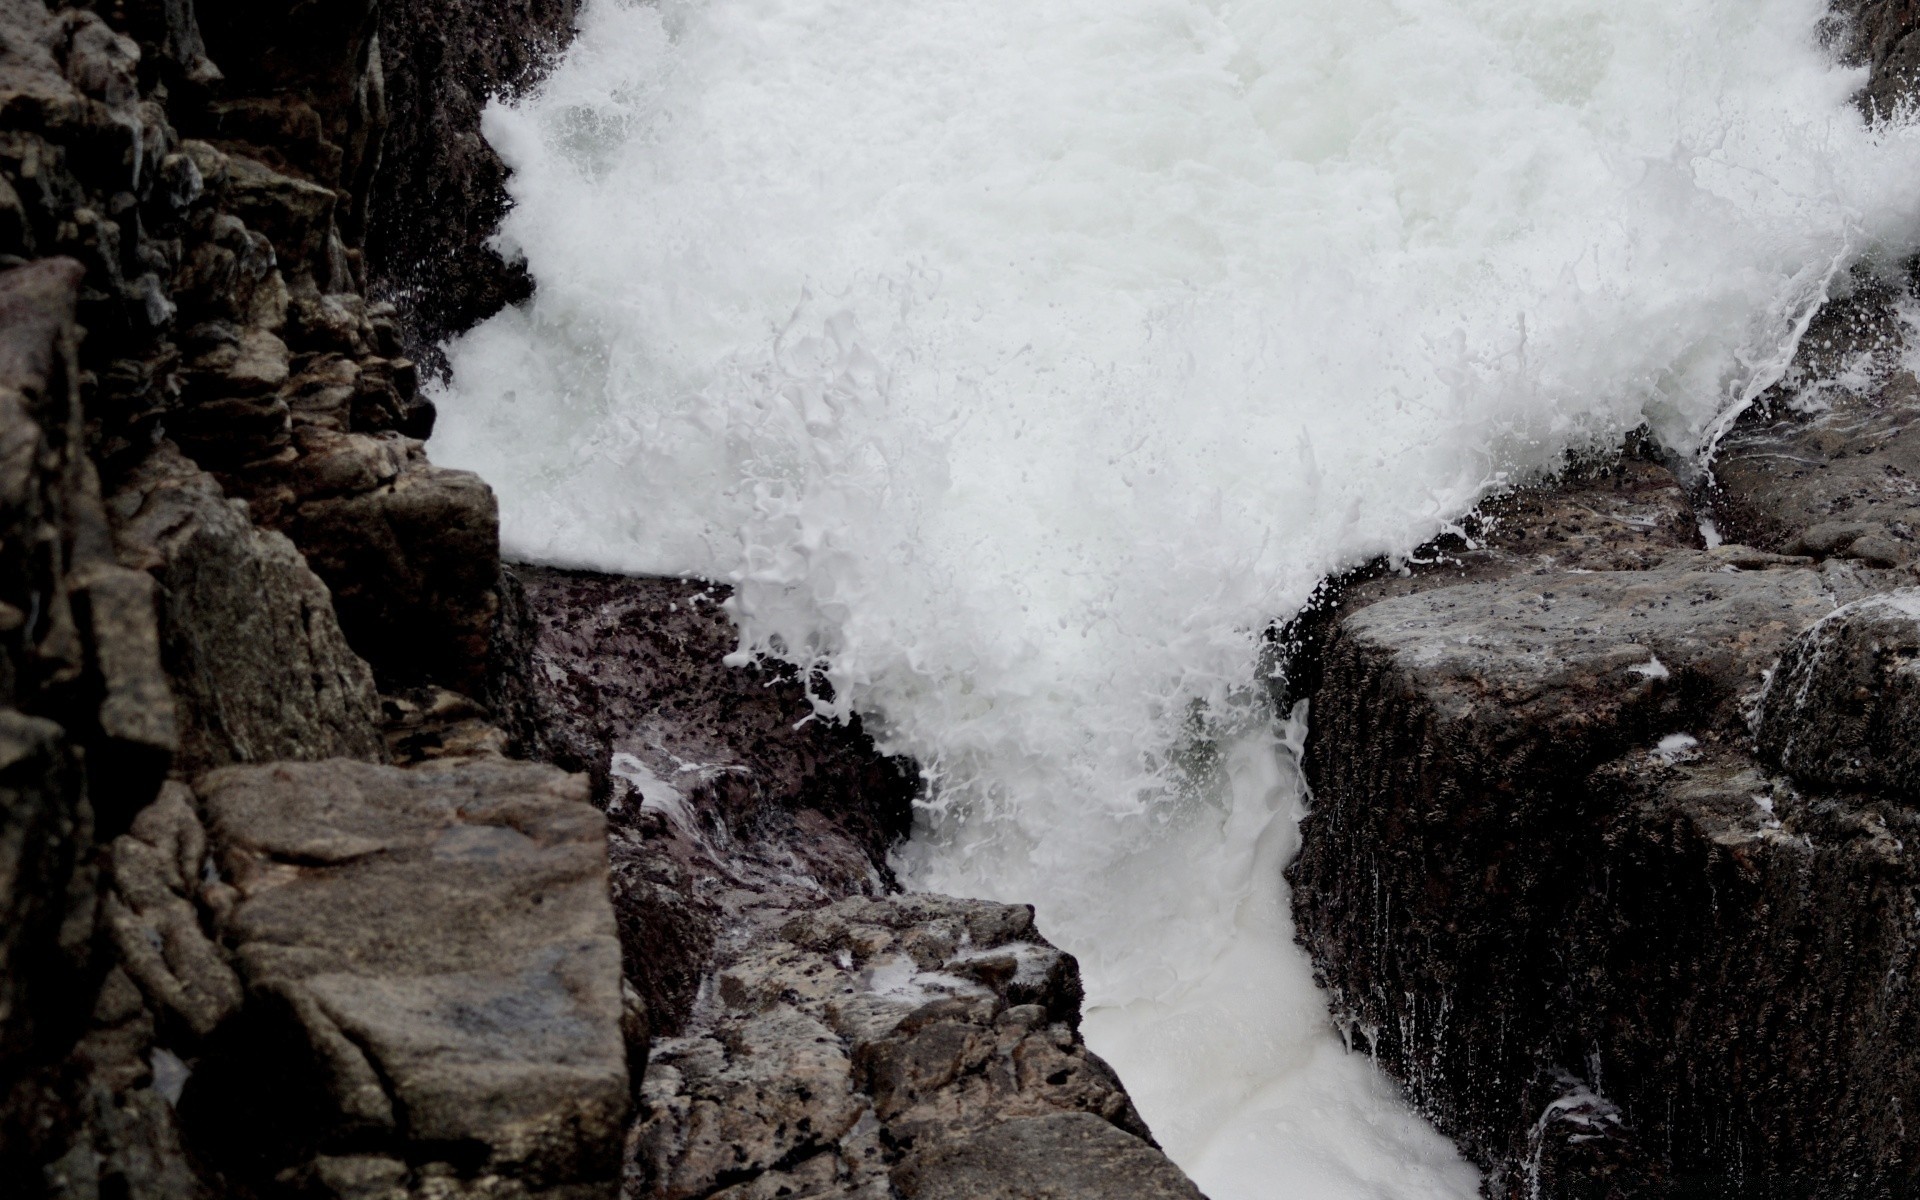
[1287,272,1920,1192]
[505,568,918,1035]
[0,0,594,1191]
[1709,280,1920,569]
[502,567,1205,1199]
[106,442,386,775]
[180,758,630,1197]
[634,894,1199,1200]
[0,253,177,1188]
[367,0,576,359]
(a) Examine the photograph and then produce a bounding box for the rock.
[509,567,918,1033]
[107,442,386,775]
[892,1113,1207,1200]
[182,757,629,1197]
[1829,0,1920,118]
[513,568,915,873]
[1712,378,1920,568]
[1756,587,1920,799]
[1553,747,1920,1196]
[103,783,242,1041]
[1285,405,1920,1193]
[367,0,577,359]
[634,893,1190,1200]
[1709,280,1920,571]
[1288,529,1856,1186]
[0,0,617,1190]
[281,449,500,694]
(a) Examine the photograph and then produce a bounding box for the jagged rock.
[103,782,241,1041]
[892,1113,1207,1200]
[368,0,576,357]
[508,568,918,1033]
[182,757,629,1197]
[106,442,386,775]
[1756,587,1920,799]
[284,451,499,693]
[634,893,1192,1200]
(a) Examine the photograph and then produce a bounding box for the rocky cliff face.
[0,1,1198,1197]
[1283,283,1920,1196]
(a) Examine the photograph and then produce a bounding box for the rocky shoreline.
[5,0,1920,1196]
[1280,275,1920,1196]
[0,0,1197,1194]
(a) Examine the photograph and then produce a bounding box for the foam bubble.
[431,0,1920,1193]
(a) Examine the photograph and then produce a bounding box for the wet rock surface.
[1287,267,1920,1195]
[501,566,1203,1199]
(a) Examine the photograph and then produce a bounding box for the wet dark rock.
[1756,587,1920,799]
[1711,370,1920,569]
[276,451,499,695]
[1289,333,1920,1193]
[635,894,1186,1200]
[1829,0,1920,118]
[367,0,577,359]
[500,568,1202,1199]
[508,566,918,1033]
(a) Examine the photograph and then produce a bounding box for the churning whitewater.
[432,0,1920,1193]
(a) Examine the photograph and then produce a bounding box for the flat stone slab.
[184,757,628,1197]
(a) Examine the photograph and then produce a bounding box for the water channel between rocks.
[431,0,1920,1193]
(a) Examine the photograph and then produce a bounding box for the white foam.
[430,0,1920,1193]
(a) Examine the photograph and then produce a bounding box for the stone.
[508,568,919,1033]
[1289,551,1850,1187]
[367,0,577,358]
[284,450,500,694]
[182,757,628,1196]
[633,893,1184,1200]
[1756,587,1920,800]
[891,1113,1208,1200]
[106,442,385,776]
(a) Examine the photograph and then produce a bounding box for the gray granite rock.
[183,757,629,1198]
[107,442,386,775]
[634,893,1194,1200]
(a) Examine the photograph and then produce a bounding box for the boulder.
[281,448,500,695]
[106,442,386,775]
[635,893,1196,1200]
[181,757,629,1197]
[1756,587,1920,799]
